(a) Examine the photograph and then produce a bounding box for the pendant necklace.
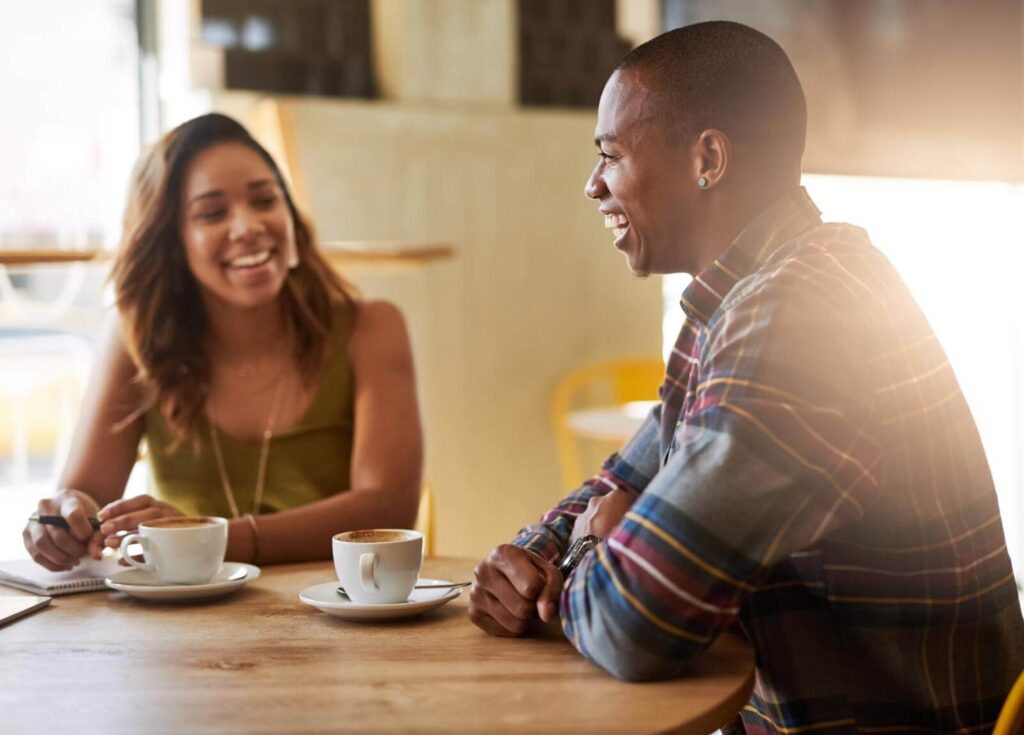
[208,379,285,520]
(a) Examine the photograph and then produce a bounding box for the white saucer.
[299,578,462,621]
[105,562,260,602]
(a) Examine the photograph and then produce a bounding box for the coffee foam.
[337,530,417,543]
[144,517,217,529]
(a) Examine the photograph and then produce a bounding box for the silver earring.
[698,177,709,188]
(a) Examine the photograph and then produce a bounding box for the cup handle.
[119,533,154,574]
[359,552,378,591]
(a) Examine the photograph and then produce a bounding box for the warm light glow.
[664,174,1024,574]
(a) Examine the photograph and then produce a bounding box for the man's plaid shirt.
[515,189,1024,733]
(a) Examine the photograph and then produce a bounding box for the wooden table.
[0,558,754,734]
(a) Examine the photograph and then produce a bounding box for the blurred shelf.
[0,242,455,270]
[0,250,106,266]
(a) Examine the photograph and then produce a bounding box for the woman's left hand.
[96,494,185,550]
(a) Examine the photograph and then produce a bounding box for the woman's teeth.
[227,250,272,269]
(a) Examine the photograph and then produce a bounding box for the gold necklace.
[208,380,284,519]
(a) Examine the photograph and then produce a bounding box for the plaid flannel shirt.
[514,188,1024,733]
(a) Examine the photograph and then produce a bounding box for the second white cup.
[333,529,423,604]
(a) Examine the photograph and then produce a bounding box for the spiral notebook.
[0,556,122,596]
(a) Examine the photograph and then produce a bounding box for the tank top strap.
[294,299,357,431]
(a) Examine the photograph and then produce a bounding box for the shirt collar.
[680,187,822,325]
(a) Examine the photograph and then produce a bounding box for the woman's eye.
[196,210,225,221]
[253,195,278,209]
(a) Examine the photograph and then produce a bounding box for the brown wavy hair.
[111,112,357,449]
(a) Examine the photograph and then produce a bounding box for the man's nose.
[584,164,606,200]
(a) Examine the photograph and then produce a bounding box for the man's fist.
[469,544,563,636]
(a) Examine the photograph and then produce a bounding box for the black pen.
[28,514,102,531]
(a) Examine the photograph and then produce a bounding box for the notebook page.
[0,556,122,596]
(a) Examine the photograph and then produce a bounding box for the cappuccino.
[144,517,216,529]
[338,530,414,544]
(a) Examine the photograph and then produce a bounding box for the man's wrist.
[511,531,563,564]
[558,534,601,579]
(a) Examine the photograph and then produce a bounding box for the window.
[0,1,143,560]
[518,0,631,108]
[0,0,141,250]
[200,0,374,98]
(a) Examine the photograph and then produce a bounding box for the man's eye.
[598,150,614,162]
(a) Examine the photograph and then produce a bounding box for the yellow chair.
[994,668,1024,735]
[550,357,664,490]
[415,482,436,557]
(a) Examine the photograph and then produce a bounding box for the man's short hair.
[617,21,807,162]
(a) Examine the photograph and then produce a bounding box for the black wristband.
[558,534,601,580]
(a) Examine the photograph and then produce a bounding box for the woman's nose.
[229,207,264,240]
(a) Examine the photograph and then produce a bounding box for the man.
[469,20,1024,734]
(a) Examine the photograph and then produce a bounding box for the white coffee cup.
[119,516,228,585]
[333,529,423,604]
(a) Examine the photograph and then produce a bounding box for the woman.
[22,113,423,570]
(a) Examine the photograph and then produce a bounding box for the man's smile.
[603,212,630,242]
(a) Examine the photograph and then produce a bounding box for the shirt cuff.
[511,530,564,563]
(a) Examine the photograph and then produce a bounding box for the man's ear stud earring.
[698,177,709,188]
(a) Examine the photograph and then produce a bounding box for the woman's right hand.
[22,489,102,571]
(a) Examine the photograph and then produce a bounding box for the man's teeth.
[228,250,272,268]
[603,214,628,230]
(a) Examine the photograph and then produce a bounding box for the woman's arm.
[23,314,145,569]
[228,300,424,563]
[59,314,146,502]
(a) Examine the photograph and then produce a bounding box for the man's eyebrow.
[594,132,618,146]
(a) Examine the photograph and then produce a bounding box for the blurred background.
[0,0,1022,574]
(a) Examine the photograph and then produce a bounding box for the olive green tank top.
[144,306,356,518]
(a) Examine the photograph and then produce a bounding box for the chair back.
[550,357,663,490]
[415,482,436,557]
[994,668,1024,735]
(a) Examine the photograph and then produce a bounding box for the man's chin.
[623,253,650,279]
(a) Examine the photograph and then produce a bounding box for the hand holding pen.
[28,515,102,531]
[22,489,103,572]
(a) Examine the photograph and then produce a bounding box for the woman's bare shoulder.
[96,310,137,375]
[353,299,406,328]
[347,300,412,364]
